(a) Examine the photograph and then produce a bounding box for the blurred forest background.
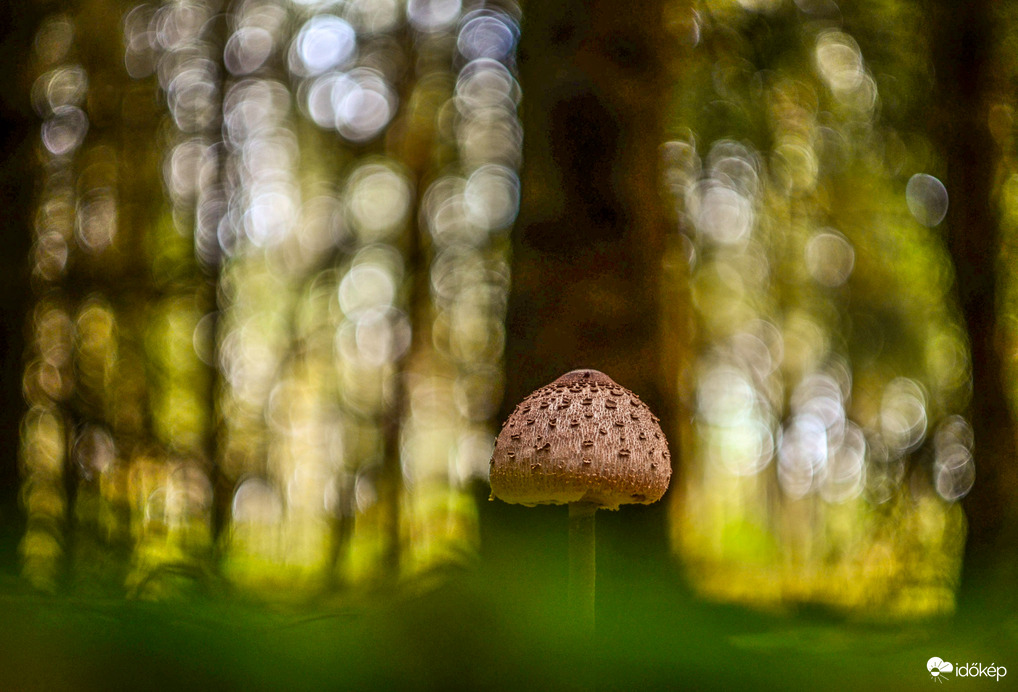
[2,0,1018,651]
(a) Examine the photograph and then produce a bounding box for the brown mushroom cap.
[489,369,671,510]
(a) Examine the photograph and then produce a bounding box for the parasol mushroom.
[489,368,671,630]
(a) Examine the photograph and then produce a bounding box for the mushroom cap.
[489,369,671,510]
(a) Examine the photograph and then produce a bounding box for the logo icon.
[928,657,954,683]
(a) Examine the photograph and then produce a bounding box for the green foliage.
[1,514,1016,691]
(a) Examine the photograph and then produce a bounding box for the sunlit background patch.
[22,0,520,598]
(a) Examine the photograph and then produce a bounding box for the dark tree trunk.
[0,4,48,565]
[505,0,686,444]
[930,0,1018,573]
[204,4,231,551]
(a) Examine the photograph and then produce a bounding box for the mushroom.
[489,368,671,630]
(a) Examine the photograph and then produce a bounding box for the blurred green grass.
[1,499,1015,691]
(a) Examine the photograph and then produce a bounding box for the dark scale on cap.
[488,369,672,510]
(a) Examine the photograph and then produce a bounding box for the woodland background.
[0,0,1017,689]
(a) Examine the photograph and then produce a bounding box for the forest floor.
[1,502,1015,691]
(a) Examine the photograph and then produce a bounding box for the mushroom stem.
[568,501,597,631]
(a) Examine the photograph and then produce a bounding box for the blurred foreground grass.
[1,498,1015,691]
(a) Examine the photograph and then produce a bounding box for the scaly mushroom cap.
[489,369,671,510]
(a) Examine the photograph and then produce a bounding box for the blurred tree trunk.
[929,0,1018,570]
[0,5,48,559]
[204,4,231,551]
[505,0,688,452]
